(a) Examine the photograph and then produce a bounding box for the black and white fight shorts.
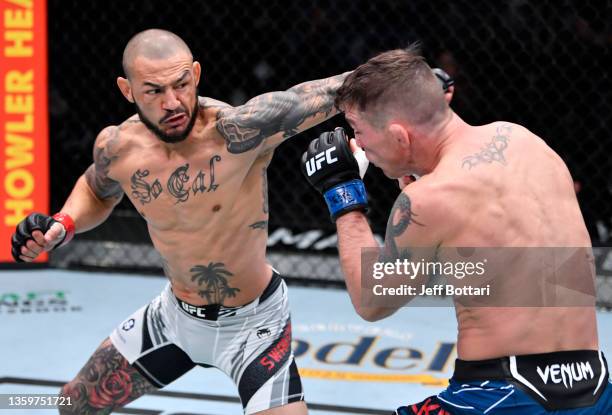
[110,271,304,414]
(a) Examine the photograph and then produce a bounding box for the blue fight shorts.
[395,350,611,414]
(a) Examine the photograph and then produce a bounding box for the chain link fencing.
[47,0,612,307]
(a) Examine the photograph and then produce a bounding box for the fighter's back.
[436,122,589,247]
[420,121,598,359]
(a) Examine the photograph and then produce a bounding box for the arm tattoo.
[85,127,124,201]
[462,124,513,170]
[59,338,156,414]
[380,193,423,262]
[216,73,349,154]
[190,262,241,303]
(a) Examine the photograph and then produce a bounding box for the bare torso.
[419,121,598,359]
[107,98,273,306]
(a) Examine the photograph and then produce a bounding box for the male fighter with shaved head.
[11,28,349,414]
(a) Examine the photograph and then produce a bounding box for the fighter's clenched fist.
[301,127,369,221]
[11,212,75,262]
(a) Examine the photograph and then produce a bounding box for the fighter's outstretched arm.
[215,72,350,155]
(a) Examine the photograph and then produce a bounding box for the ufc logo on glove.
[305,147,338,176]
[301,128,369,222]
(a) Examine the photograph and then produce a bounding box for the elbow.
[360,313,383,323]
[355,306,391,322]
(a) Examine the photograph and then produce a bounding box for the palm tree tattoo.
[190,262,240,303]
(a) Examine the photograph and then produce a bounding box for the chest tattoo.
[129,155,222,205]
[130,170,163,205]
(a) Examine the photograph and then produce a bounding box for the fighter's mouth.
[163,113,187,126]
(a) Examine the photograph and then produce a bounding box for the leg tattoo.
[59,338,156,414]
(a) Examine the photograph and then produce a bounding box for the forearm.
[59,175,120,233]
[336,211,394,321]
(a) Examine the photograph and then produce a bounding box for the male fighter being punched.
[302,46,611,414]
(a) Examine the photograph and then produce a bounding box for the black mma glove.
[432,67,454,93]
[301,127,368,221]
[11,212,75,262]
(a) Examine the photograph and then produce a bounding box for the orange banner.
[0,0,48,262]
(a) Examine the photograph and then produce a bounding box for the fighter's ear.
[388,123,411,149]
[192,61,201,86]
[117,77,134,103]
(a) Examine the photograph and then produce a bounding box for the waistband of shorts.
[452,349,607,381]
[173,270,283,321]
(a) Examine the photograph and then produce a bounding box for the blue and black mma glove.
[301,127,369,222]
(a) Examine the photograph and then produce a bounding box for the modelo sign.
[293,334,455,386]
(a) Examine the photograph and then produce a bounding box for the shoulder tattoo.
[85,127,123,201]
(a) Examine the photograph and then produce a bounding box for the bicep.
[216,91,299,154]
[84,127,124,202]
[84,164,123,202]
[216,76,344,154]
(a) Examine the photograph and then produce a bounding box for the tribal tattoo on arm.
[59,338,156,415]
[84,127,124,201]
[380,193,424,262]
[216,73,349,154]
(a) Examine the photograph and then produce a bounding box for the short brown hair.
[336,45,447,127]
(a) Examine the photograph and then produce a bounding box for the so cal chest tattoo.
[130,155,221,205]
